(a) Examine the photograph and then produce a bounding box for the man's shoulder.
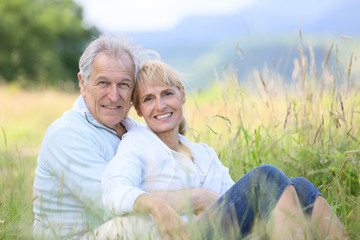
[46,109,86,133]
[42,108,100,147]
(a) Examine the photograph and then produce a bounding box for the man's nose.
[108,86,120,102]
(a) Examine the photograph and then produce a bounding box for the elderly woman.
[101,60,347,240]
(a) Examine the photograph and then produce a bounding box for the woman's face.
[135,81,185,137]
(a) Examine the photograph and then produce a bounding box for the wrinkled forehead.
[118,53,135,72]
[95,52,135,74]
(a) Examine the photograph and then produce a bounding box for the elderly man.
[33,35,218,239]
[32,34,142,239]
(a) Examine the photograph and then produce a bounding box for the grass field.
[0,41,359,239]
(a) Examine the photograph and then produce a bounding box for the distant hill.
[125,0,360,91]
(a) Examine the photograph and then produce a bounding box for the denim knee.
[196,165,293,239]
[222,165,291,224]
[248,165,291,209]
[249,165,291,189]
[250,164,283,177]
[290,177,323,216]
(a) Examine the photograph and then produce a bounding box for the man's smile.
[103,105,120,109]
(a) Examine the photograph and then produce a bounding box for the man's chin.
[105,120,122,128]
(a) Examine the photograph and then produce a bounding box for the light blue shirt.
[33,96,138,239]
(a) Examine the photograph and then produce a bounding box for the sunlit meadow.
[0,39,359,239]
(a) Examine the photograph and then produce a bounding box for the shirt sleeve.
[101,131,150,215]
[202,144,235,195]
[42,125,114,222]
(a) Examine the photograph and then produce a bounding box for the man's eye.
[98,81,107,85]
[120,82,130,87]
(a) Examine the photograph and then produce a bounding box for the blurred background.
[1,0,359,91]
[1,2,360,238]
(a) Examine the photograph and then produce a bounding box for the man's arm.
[43,126,114,222]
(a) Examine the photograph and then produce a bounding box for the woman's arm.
[150,188,221,216]
[134,194,189,240]
[101,133,149,215]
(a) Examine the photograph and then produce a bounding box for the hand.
[190,188,221,216]
[134,194,189,240]
[151,200,189,240]
[150,188,221,216]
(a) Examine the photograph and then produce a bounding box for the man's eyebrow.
[94,76,109,81]
[121,78,132,82]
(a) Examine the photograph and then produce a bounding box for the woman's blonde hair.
[133,60,188,135]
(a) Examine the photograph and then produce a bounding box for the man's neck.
[112,123,127,138]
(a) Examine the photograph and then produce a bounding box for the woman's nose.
[156,98,166,110]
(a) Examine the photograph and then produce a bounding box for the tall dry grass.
[0,38,359,239]
[184,39,360,238]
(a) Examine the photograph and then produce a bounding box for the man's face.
[78,54,135,132]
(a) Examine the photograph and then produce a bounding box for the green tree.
[0,0,98,85]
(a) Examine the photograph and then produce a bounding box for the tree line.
[0,0,98,86]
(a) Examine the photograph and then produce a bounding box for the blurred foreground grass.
[0,42,359,239]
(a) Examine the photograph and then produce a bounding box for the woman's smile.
[154,112,173,120]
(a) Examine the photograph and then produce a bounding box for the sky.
[72,0,358,90]
[73,0,355,34]
[74,0,257,32]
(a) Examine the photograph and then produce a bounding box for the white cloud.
[75,0,257,32]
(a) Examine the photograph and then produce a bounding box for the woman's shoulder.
[127,125,148,133]
[179,135,217,157]
[116,126,153,154]
[121,125,156,144]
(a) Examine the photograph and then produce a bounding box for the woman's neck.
[157,131,193,162]
[156,131,181,152]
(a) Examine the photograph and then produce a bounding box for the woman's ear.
[135,105,143,117]
[181,85,186,104]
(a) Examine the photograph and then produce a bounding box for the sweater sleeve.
[41,124,114,222]
[101,131,150,215]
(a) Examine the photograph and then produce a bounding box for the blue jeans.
[195,165,322,239]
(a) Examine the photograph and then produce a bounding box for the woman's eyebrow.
[140,93,153,101]
[161,87,174,92]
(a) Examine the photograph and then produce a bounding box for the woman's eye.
[165,91,173,96]
[143,97,152,102]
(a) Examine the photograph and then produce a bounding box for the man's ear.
[181,85,186,104]
[135,105,143,117]
[78,73,86,98]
